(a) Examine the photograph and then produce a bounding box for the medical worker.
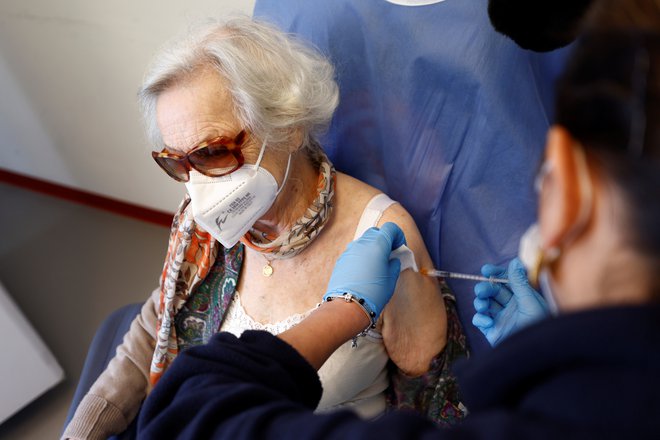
[137,0,660,437]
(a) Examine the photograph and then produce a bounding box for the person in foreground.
[63,16,466,440]
[138,0,660,438]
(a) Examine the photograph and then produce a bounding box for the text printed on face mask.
[227,192,256,216]
[214,192,256,231]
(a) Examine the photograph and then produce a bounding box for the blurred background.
[0,1,255,438]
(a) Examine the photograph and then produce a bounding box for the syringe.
[420,268,509,284]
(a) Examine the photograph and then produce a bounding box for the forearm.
[278,299,370,370]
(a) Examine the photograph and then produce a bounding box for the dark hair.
[487,0,594,52]
[554,0,660,278]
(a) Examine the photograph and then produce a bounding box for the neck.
[552,185,655,311]
[253,150,320,237]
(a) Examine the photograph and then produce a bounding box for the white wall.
[0,0,255,213]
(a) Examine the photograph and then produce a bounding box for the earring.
[529,247,560,289]
[519,223,560,289]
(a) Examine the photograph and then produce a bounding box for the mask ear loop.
[276,154,292,197]
[531,145,594,288]
[255,139,268,168]
[255,138,292,197]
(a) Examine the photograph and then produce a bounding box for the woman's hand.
[324,222,407,322]
[472,258,549,346]
[279,223,406,369]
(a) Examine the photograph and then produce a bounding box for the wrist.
[321,293,376,347]
[278,300,371,370]
[323,291,378,325]
[318,299,371,335]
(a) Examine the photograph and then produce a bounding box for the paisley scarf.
[242,159,335,258]
[149,153,335,384]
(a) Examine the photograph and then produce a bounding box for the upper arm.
[377,205,448,376]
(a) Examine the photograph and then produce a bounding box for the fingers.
[473,297,490,313]
[474,282,496,299]
[507,258,531,287]
[474,281,512,307]
[472,313,494,329]
[473,295,504,317]
[379,222,407,249]
[481,263,506,278]
[387,258,402,279]
[354,223,406,256]
[506,258,544,301]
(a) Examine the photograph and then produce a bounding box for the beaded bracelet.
[323,292,377,347]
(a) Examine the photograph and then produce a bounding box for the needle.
[420,268,509,284]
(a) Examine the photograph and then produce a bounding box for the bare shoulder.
[335,172,431,263]
[334,172,381,208]
[331,172,381,234]
[378,199,433,269]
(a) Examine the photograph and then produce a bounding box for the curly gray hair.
[138,16,339,157]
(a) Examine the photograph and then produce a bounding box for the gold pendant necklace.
[262,255,274,277]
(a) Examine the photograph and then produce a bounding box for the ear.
[539,126,585,250]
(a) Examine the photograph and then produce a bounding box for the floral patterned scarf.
[242,159,335,258]
[149,154,336,385]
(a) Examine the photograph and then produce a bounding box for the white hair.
[138,16,339,156]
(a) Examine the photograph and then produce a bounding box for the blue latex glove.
[324,222,406,323]
[472,258,549,346]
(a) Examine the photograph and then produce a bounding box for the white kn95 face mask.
[185,140,291,248]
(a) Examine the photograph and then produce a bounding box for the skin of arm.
[379,206,448,376]
[138,222,455,439]
[278,299,370,370]
[281,215,446,376]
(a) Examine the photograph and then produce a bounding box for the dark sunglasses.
[152,130,247,182]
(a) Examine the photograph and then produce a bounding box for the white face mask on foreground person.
[185,140,291,248]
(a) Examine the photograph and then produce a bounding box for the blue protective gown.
[253,0,572,351]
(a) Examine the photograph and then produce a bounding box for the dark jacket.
[138,304,660,439]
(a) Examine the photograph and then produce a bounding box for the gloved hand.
[472,258,549,346]
[324,222,406,323]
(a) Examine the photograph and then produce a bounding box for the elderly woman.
[136,0,660,438]
[63,17,466,440]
